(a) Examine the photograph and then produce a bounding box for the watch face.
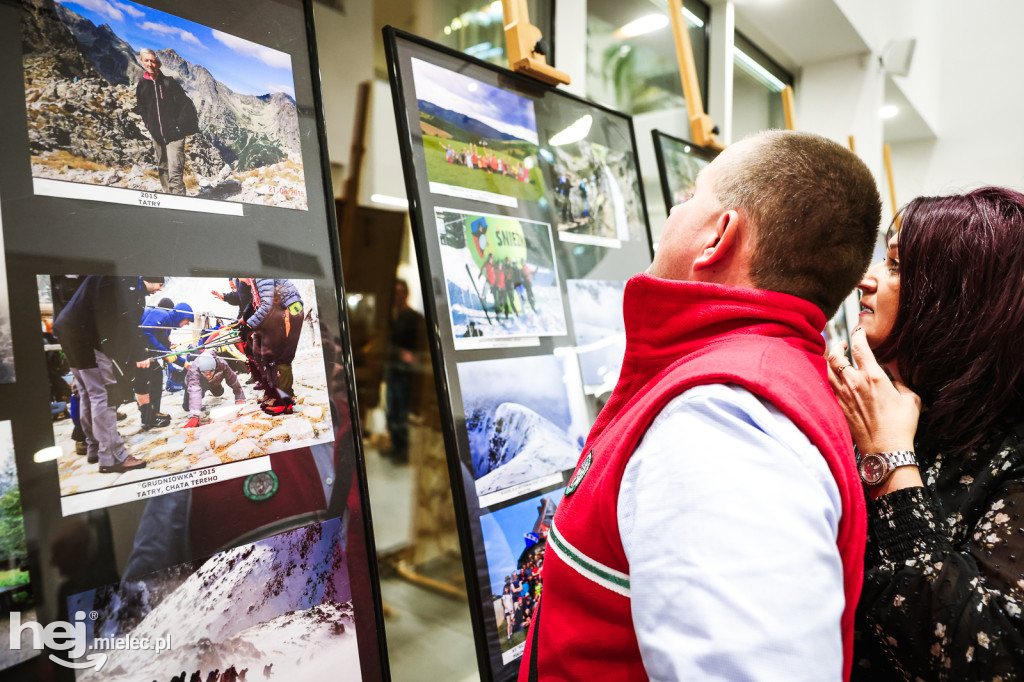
[860,455,886,485]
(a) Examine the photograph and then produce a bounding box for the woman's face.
[857,233,901,349]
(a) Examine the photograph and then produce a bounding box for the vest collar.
[620,273,827,382]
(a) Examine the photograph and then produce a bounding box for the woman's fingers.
[848,326,883,376]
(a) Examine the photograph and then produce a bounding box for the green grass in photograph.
[0,568,30,590]
[422,134,546,203]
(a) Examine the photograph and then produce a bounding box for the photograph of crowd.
[40,275,333,509]
[22,0,307,210]
[69,517,361,681]
[0,421,36,673]
[457,354,586,499]
[481,490,563,661]
[566,279,626,396]
[435,208,567,346]
[654,133,713,209]
[411,57,545,206]
[545,140,645,244]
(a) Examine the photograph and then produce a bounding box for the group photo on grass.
[412,57,545,206]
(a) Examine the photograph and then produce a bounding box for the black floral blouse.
[853,419,1024,681]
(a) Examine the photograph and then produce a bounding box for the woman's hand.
[826,327,922,456]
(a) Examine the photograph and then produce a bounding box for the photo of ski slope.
[435,208,567,349]
[69,517,360,681]
[40,276,333,514]
[567,279,626,396]
[458,355,586,500]
[22,0,307,211]
[481,489,562,661]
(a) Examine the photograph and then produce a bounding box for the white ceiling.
[731,0,871,73]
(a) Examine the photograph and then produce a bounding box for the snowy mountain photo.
[70,517,361,681]
[567,279,626,395]
[458,355,586,497]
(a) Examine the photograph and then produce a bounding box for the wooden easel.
[781,85,797,130]
[502,0,570,86]
[883,143,900,226]
[668,0,724,150]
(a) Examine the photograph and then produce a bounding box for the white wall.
[313,2,375,167]
[890,2,1024,202]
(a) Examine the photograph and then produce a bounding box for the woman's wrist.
[869,466,924,500]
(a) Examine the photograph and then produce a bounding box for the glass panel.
[732,32,793,139]
[586,0,710,115]
[432,0,554,68]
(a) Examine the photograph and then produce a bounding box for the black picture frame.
[0,1,389,678]
[651,129,719,215]
[384,26,653,682]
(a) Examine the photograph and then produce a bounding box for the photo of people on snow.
[41,275,332,502]
[543,139,645,244]
[482,491,562,660]
[22,0,307,209]
[435,208,567,346]
[457,354,587,500]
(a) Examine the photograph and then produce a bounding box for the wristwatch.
[857,450,918,486]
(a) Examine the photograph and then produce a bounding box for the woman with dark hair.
[826,186,1024,680]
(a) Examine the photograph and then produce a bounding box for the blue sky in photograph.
[411,57,538,144]
[481,489,563,596]
[457,354,573,431]
[57,0,296,97]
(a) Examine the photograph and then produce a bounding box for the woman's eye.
[887,257,900,274]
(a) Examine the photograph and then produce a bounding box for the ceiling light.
[879,104,899,119]
[733,47,786,92]
[647,1,705,28]
[617,14,669,39]
[549,115,593,147]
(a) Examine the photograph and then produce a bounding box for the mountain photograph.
[21,0,308,210]
[410,56,546,205]
[71,517,361,680]
[456,354,586,498]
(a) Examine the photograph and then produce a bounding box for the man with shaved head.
[521,131,882,682]
[135,48,199,195]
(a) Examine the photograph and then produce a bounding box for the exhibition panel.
[385,27,652,682]
[650,129,718,216]
[0,1,388,679]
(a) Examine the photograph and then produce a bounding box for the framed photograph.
[0,2,388,678]
[651,129,719,215]
[22,0,307,214]
[40,275,333,515]
[386,27,653,681]
[435,208,567,348]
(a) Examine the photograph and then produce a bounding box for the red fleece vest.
[520,274,866,681]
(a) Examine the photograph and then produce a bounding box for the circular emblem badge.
[243,471,279,501]
[565,451,593,496]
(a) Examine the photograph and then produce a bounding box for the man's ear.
[693,209,743,270]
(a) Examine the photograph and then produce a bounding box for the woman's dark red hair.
[874,187,1024,453]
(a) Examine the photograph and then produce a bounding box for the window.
[732,32,793,138]
[434,0,554,67]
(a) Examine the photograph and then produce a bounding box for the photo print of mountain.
[21,0,307,212]
[566,279,626,397]
[0,421,37,673]
[411,57,545,208]
[544,139,645,247]
[0,199,14,384]
[457,354,587,504]
[69,516,361,681]
[39,275,333,514]
[435,207,567,348]
[481,488,563,663]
